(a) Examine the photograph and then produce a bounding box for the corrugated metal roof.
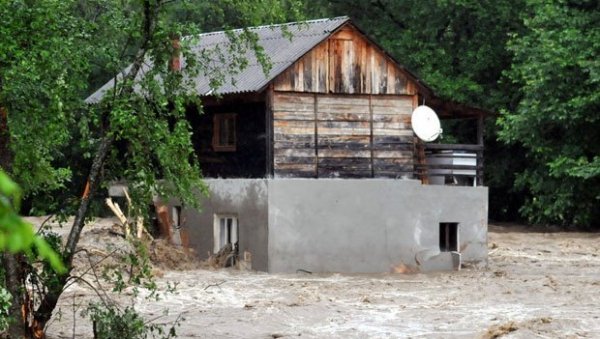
[86,16,350,103]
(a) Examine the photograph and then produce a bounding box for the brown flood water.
[31,218,599,339]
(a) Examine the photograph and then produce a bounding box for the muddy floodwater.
[39,219,600,338]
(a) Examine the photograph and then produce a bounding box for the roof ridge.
[186,16,349,39]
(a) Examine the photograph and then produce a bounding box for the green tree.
[0,0,89,195]
[498,0,600,228]
[1,2,87,336]
[0,0,303,336]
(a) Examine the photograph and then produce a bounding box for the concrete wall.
[268,179,488,273]
[183,178,488,274]
[183,179,269,271]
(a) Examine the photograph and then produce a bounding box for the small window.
[212,113,236,152]
[213,214,238,253]
[440,222,459,252]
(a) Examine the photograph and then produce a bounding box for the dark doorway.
[439,222,459,252]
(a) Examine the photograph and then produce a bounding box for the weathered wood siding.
[271,24,418,178]
[317,95,371,177]
[272,92,414,178]
[273,27,417,95]
[371,96,414,177]
[272,93,317,177]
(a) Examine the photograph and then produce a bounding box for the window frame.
[213,214,238,253]
[212,113,237,152]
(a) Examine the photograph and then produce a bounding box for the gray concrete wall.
[183,179,269,271]
[268,179,488,273]
[183,178,487,274]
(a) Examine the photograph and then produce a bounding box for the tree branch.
[34,1,161,329]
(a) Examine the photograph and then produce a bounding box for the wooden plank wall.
[273,92,414,178]
[273,93,317,177]
[318,95,371,177]
[273,27,417,96]
[371,96,414,177]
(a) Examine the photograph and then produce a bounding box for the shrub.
[84,303,179,339]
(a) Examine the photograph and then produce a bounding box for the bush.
[84,303,179,339]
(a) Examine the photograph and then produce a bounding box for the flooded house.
[90,17,489,273]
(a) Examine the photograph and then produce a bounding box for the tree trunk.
[1,104,25,338]
[31,1,158,333]
[2,254,27,339]
[32,134,112,332]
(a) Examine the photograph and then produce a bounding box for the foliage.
[498,0,600,227]
[90,0,305,212]
[102,239,159,299]
[84,303,180,339]
[27,231,66,296]
[1,0,305,215]
[0,170,64,334]
[1,0,304,335]
[0,0,90,195]
[0,286,10,332]
[0,170,64,271]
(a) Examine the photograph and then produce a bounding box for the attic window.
[212,113,237,152]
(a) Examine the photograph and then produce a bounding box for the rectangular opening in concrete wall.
[440,222,459,252]
[171,206,181,229]
[170,205,183,246]
[213,214,238,253]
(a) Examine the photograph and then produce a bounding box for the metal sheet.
[86,17,350,103]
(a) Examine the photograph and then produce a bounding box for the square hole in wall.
[440,222,459,252]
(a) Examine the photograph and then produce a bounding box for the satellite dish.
[411,105,442,142]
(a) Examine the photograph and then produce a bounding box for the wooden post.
[477,115,484,146]
[265,85,274,177]
[412,94,429,184]
[314,93,319,178]
[369,95,374,178]
[476,116,484,186]
[415,139,429,185]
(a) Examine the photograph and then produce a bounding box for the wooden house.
[91,17,489,273]
[89,16,487,183]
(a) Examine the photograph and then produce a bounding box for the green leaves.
[498,0,600,227]
[0,0,88,196]
[0,171,65,272]
[84,302,181,339]
[0,286,10,332]
[0,171,19,207]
